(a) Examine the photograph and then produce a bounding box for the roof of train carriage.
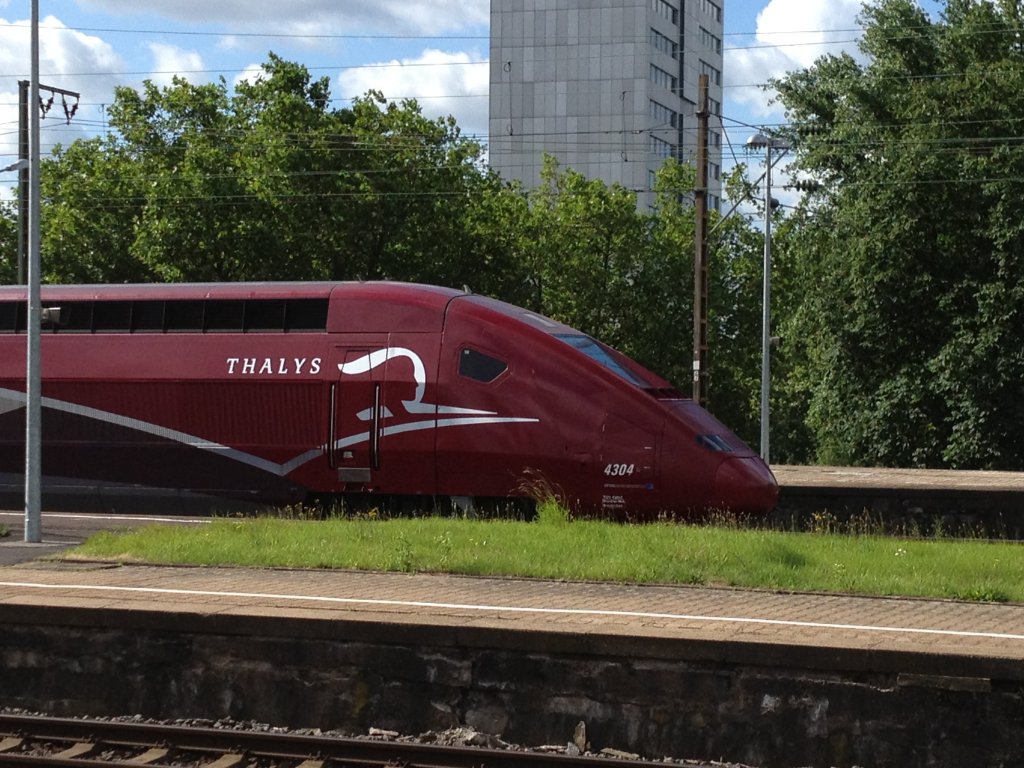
[0,281,577,337]
[0,281,459,302]
[0,282,464,335]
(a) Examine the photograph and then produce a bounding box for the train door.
[598,412,660,514]
[327,337,439,497]
[328,338,389,488]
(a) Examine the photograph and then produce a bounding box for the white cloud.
[77,0,489,37]
[147,43,206,88]
[338,49,489,139]
[233,62,268,92]
[726,0,865,120]
[0,15,125,195]
[0,14,123,84]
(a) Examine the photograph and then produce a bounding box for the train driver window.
[555,333,648,386]
[459,348,507,383]
[697,434,734,452]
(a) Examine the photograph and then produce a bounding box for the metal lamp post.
[23,0,42,542]
[745,132,791,466]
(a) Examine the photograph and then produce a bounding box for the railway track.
[0,714,731,768]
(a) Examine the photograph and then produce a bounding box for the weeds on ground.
[0,523,8,539]
[66,486,1024,603]
[535,499,571,527]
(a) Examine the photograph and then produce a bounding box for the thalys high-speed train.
[0,282,777,516]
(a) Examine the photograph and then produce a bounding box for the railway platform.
[775,464,1024,492]
[2,511,1024,766]
[1,560,1023,767]
[774,464,1024,536]
[1,561,1022,673]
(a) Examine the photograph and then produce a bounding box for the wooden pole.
[692,74,709,407]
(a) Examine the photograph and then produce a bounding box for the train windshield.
[555,334,648,386]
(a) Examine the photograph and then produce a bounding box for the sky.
[0,0,944,196]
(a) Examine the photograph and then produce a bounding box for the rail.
[0,713,725,768]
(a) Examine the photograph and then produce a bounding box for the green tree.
[0,201,17,284]
[38,54,504,288]
[43,134,157,283]
[775,0,1024,469]
[515,155,771,452]
[523,156,655,350]
[456,172,535,304]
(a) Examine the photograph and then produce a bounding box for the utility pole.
[23,0,80,543]
[18,81,28,285]
[745,132,792,465]
[17,80,80,285]
[691,74,709,407]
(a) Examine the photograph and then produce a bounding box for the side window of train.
[459,348,508,383]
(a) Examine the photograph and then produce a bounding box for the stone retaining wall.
[1,605,1021,768]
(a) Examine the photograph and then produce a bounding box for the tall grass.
[68,510,1024,603]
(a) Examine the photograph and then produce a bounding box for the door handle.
[371,382,381,470]
[328,382,338,469]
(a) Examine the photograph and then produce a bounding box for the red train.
[0,282,777,517]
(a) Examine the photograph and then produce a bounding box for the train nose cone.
[712,457,778,514]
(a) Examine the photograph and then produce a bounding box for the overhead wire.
[4,11,1017,85]
[2,11,1023,192]
[0,13,1019,117]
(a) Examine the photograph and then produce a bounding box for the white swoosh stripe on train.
[0,388,538,479]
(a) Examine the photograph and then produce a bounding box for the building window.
[699,60,722,87]
[650,64,678,93]
[650,135,676,159]
[708,161,721,181]
[649,27,679,59]
[650,100,678,128]
[708,97,721,116]
[700,27,722,54]
[652,0,679,26]
[700,0,722,23]
[709,129,722,149]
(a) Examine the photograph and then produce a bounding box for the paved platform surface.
[2,559,1023,674]
[775,464,1024,491]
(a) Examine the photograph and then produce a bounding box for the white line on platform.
[2,580,1022,642]
[0,511,209,524]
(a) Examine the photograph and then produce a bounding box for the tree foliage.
[516,157,769,447]
[776,0,1024,469]
[36,54,522,293]
[0,200,16,284]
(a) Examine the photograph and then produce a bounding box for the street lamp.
[745,132,791,465]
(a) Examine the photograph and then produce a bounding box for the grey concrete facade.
[489,0,724,210]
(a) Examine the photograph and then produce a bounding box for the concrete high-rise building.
[489,0,724,211]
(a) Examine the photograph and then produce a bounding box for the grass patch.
[66,513,1024,603]
[0,523,8,539]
